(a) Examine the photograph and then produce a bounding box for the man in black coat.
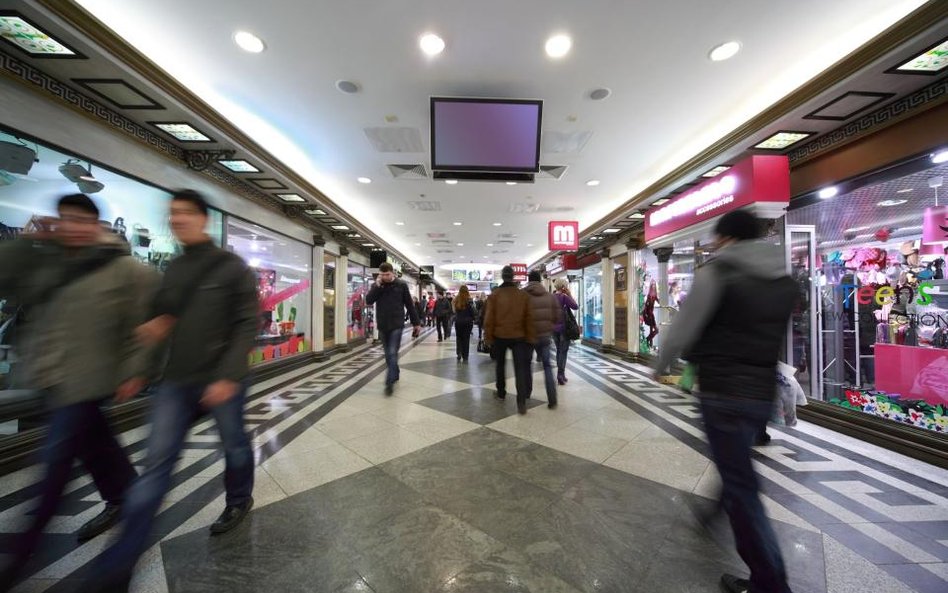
[366,262,421,395]
[655,210,798,593]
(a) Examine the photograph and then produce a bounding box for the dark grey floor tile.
[418,387,545,425]
[492,442,599,495]
[563,464,691,521]
[401,356,497,386]
[353,505,503,593]
[437,548,584,593]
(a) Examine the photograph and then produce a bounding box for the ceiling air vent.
[541,131,592,154]
[537,165,568,180]
[497,233,518,239]
[436,249,454,254]
[407,200,441,211]
[509,203,542,214]
[431,239,451,245]
[387,163,429,180]
[364,127,425,153]
[537,205,575,213]
[497,240,516,245]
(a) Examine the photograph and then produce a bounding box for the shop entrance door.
[784,225,820,399]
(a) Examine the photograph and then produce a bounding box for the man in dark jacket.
[86,190,260,592]
[366,262,421,395]
[434,290,453,341]
[654,210,798,593]
[484,266,536,414]
[524,271,561,408]
[0,194,156,591]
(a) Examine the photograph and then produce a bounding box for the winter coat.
[524,281,561,339]
[552,292,578,334]
[484,282,536,344]
[367,279,419,332]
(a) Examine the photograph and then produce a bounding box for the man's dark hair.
[171,189,209,216]
[501,265,515,282]
[715,210,761,241]
[528,270,542,282]
[378,262,393,273]
[58,193,99,218]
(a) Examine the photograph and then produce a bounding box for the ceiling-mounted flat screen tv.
[431,97,542,173]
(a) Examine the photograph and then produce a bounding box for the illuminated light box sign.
[509,263,528,282]
[644,155,790,243]
[548,220,579,251]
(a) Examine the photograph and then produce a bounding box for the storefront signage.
[548,221,580,251]
[279,276,301,285]
[509,263,528,282]
[645,155,790,243]
[615,267,627,290]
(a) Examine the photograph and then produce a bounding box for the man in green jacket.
[85,190,259,593]
[0,194,157,590]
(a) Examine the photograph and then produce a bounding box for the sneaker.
[385,384,394,396]
[210,498,254,535]
[76,503,122,542]
[719,573,750,593]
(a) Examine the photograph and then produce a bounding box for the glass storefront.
[787,159,948,433]
[226,218,312,366]
[582,263,604,341]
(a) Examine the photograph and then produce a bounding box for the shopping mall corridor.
[3,329,947,593]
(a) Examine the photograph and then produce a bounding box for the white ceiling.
[73,0,928,284]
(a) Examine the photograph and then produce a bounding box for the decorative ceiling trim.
[72,77,163,110]
[802,90,896,121]
[541,0,948,257]
[32,0,418,270]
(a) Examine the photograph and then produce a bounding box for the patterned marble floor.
[2,329,946,593]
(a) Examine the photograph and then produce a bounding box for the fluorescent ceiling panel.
[218,159,260,173]
[152,122,211,142]
[0,13,77,56]
[754,131,812,150]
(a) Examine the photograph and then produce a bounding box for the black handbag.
[477,338,491,354]
[564,307,581,341]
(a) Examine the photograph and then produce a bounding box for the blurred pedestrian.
[484,266,535,414]
[552,278,578,385]
[453,285,476,362]
[524,271,561,408]
[366,262,421,395]
[434,290,452,342]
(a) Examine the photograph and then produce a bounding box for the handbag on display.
[564,307,581,341]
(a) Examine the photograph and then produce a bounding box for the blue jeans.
[553,331,571,376]
[381,328,403,385]
[89,381,253,589]
[700,394,792,593]
[528,336,557,404]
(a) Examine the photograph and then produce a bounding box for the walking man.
[654,210,798,593]
[484,265,535,414]
[0,194,156,590]
[434,290,452,342]
[85,190,260,592]
[366,262,421,395]
[524,271,561,408]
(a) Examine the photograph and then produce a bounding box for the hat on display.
[899,240,920,256]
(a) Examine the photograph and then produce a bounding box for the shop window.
[347,263,368,340]
[226,218,312,366]
[583,263,603,341]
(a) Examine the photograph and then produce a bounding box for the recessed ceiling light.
[702,165,730,178]
[276,193,305,202]
[414,243,421,246]
[419,33,445,56]
[878,199,908,207]
[445,179,458,185]
[357,177,372,184]
[453,222,462,226]
[493,222,502,227]
[486,243,494,247]
[603,228,621,234]
[932,149,948,164]
[506,181,517,186]
[545,34,572,58]
[457,243,464,246]
[304,208,326,216]
[652,198,670,206]
[152,123,211,142]
[628,213,645,220]
[234,31,266,53]
[754,131,812,150]
[527,243,534,247]
[395,221,405,226]
[218,159,260,173]
[586,179,600,187]
[894,40,948,74]
[347,233,361,238]
[709,41,741,62]
[0,14,77,55]
[896,188,913,193]
[362,243,375,247]
[331,225,350,230]
[818,186,838,199]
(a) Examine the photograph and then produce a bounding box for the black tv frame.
[430,97,543,173]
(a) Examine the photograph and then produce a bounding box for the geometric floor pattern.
[2,330,946,593]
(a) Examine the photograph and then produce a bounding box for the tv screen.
[431,98,542,172]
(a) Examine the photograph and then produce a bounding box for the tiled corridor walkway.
[3,329,947,593]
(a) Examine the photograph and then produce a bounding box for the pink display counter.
[875,344,948,406]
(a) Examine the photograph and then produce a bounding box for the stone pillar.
[312,234,326,356]
[653,247,674,348]
[336,246,349,348]
[600,251,614,347]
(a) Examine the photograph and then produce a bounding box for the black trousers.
[492,338,532,404]
[437,316,451,340]
[17,399,136,563]
[455,321,474,360]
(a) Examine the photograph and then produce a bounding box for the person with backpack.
[654,210,798,593]
[0,194,157,590]
[453,285,477,362]
[434,290,453,342]
[552,278,579,385]
[84,190,260,593]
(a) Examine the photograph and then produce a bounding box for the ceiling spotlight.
[234,31,266,53]
[357,177,372,184]
[545,34,572,58]
[818,186,838,199]
[878,199,908,207]
[506,181,517,186]
[445,179,458,185]
[395,221,405,226]
[419,33,445,56]
[453,222,463,226]
[457,243,464,246]
[709,41,741,62]
[586,179,600,187]
[493,222,502,227]
[932,150,948,164]
[896,188,913,194]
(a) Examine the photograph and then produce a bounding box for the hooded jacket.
[654,240,798,402]
[524,281,561,339]
[0,235,158,407]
